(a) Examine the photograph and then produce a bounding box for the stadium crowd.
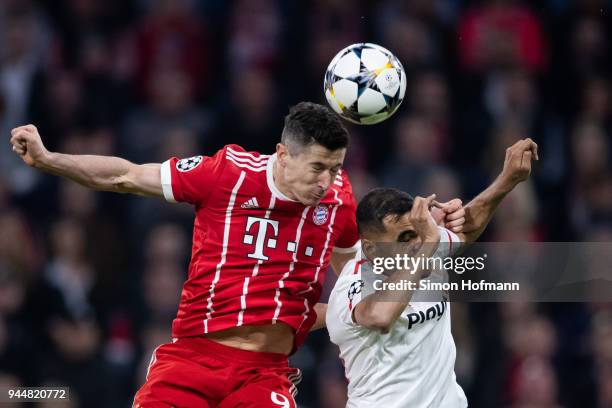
[0,0,611,406]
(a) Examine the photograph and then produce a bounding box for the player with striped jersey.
[326,139,538,408]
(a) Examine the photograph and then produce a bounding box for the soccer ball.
[324,43,406,125]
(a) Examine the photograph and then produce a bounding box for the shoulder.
[331,257,363,295]
[221,144,270,173]
[436,227,463,257]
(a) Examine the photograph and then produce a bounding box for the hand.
[500,138,538,187]
[10,124,49,168]
[431,198,465,233]
[410,194,441,244]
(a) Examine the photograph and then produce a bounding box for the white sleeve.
[436,226,463,258]
[329,260,365,327]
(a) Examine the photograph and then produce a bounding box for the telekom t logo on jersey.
[243,216,279,261]
[242,216,316,260]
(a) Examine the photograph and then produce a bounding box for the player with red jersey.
[10,102,465,407]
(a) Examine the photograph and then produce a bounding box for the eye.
[398,231,416,242]
[311,165,324,172]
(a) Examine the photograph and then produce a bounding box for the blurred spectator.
[0,6,50,194]
[228,0,283,73]
[121,65,211,163]
[457,0,548,73]
[382,114,449,195]
[131,0,211,98]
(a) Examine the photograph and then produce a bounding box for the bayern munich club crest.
[312,205,329,225]
[176,155,203,172]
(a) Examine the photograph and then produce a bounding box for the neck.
[272,159,297,200]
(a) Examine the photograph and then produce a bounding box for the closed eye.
[397,230,417,242]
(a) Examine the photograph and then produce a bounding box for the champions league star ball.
[324,43,406,125]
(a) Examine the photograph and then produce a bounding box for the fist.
[10,125,48,168]
[431,198,465,233]
[501,138,539,186]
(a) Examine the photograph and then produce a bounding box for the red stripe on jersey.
[272,207,310,324]
[203,171,246,333]
[237,195,276,327]
[446,230,452,254]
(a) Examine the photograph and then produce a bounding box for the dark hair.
[357,188,414,235]
[281,102,349,153]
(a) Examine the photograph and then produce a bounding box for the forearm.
[310,303,328,331]
[461,176,516,242]
[356,243,439,332]
[38,152,140,193]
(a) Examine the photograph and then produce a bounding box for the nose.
[317,171,332,191]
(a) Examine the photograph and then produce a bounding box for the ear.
[276,143,288,167]
[361,238,376,261]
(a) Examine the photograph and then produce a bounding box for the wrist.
[35,150,55,170]
[494,174,517,196]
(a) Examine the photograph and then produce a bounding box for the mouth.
[312,191,325,200]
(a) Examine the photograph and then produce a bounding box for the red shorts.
[133,337,301,408]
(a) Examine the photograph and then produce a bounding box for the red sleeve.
[333,172,360,253]
[160,147,227,206]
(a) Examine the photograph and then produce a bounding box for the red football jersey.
[160,145,359,350]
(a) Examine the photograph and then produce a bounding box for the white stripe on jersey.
[204,171,246,333]
[272,206,310,324]
[160,160,176,203]
[226,150,269,167]
[296,188,341,329]
[237,277,250,327]
[227,147,269,162]
[237,195,277,326]
[226,156,267,172]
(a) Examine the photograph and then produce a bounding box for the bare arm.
[10,125,163,197]
[330,250,357,276]
[353,195,440,333]
[310,303,328,331]
[459,138,539,243]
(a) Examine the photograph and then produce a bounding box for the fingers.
[431,200,444,209]
[522,150,532,169]
[445,206,465,222]
[445,217,465,232]
[412,194,436,217]
[424,194,436,208]
[440,198,462,214]
[526,138,539,161]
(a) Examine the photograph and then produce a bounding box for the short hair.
[357,188,414,236]
[281,102,349,154]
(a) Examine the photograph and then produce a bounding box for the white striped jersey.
[326,227,468,408]
[160,145,359,350]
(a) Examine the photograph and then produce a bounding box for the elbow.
[356,307,394,333]
[108,175,134,194]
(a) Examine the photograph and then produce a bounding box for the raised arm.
[459,138,538,243]
[10,125,163,197]
[353,195,441,333]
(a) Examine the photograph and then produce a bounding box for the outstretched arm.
[459,138,539,243]
[10,125,163,197]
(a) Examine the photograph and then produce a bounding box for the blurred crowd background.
[0,0,611,407]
